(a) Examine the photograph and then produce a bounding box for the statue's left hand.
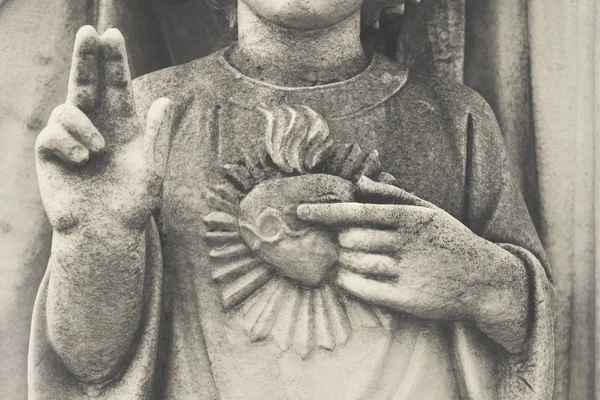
[297,176,529,336]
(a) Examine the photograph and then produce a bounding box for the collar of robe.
[216,45,409,121]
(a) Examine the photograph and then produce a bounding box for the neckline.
[218,45,379,91]
[215,45,409,120]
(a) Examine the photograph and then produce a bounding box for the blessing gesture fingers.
[36,26,174,233]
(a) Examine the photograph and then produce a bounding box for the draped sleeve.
[447,86,555,400]
[27,218,164,399]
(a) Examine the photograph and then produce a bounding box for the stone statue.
[29,0,554,399]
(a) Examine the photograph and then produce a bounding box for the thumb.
[144,98,174,178]
[356,175,435,208]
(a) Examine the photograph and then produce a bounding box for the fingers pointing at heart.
[294,175,459,314]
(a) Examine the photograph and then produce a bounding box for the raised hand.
[36,25,173,234]
[297,176,529,352]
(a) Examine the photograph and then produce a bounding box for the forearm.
[46,223,147,383]
[465,236,530,354]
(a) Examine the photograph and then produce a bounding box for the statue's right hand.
[36,26,173,234]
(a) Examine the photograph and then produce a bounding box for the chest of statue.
[153,91,463,399]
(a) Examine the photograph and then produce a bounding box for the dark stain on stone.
[0,220,12,234]
[35,54,53,66]
[26,112,45,132]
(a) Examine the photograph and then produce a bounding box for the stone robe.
[28,47,554,399]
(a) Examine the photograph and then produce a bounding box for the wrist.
[51,218,147,265]
[52,211,150,238]
[469,242,529,353]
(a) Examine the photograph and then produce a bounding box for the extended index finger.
[297,203,403,227]
[67,26,100,112]
[297,203,437,229]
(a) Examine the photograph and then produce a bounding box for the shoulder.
[133,51,220,94]
[132,50,229,117]
[392,70,501,146]
[387,69,503,157]
[400,71,496,120]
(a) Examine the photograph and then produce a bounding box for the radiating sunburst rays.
[202,104,396,358]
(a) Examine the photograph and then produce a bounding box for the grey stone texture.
[28,1,554,396]
[1,0,596,399]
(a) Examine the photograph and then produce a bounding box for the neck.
[228,3,369,87]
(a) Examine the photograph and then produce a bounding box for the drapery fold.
[0,0,596,398]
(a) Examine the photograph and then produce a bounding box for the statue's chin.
[240,0,363,31]
[256,229,340,288]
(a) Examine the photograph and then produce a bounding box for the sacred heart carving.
[202,104,396,358]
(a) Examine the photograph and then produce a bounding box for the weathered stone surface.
[11,0,599,399]
[28,2,553,398]
[396,0,465,82]
[0,1,87,398]
[464,0,540,229]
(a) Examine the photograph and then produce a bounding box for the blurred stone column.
[396,0,466,82]
[528,0,599,398]
[463,0,540,229]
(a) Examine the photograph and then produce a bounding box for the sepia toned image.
[0,0,597,399]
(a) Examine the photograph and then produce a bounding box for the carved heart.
[237,175,354,288]
[239,223,339,287]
